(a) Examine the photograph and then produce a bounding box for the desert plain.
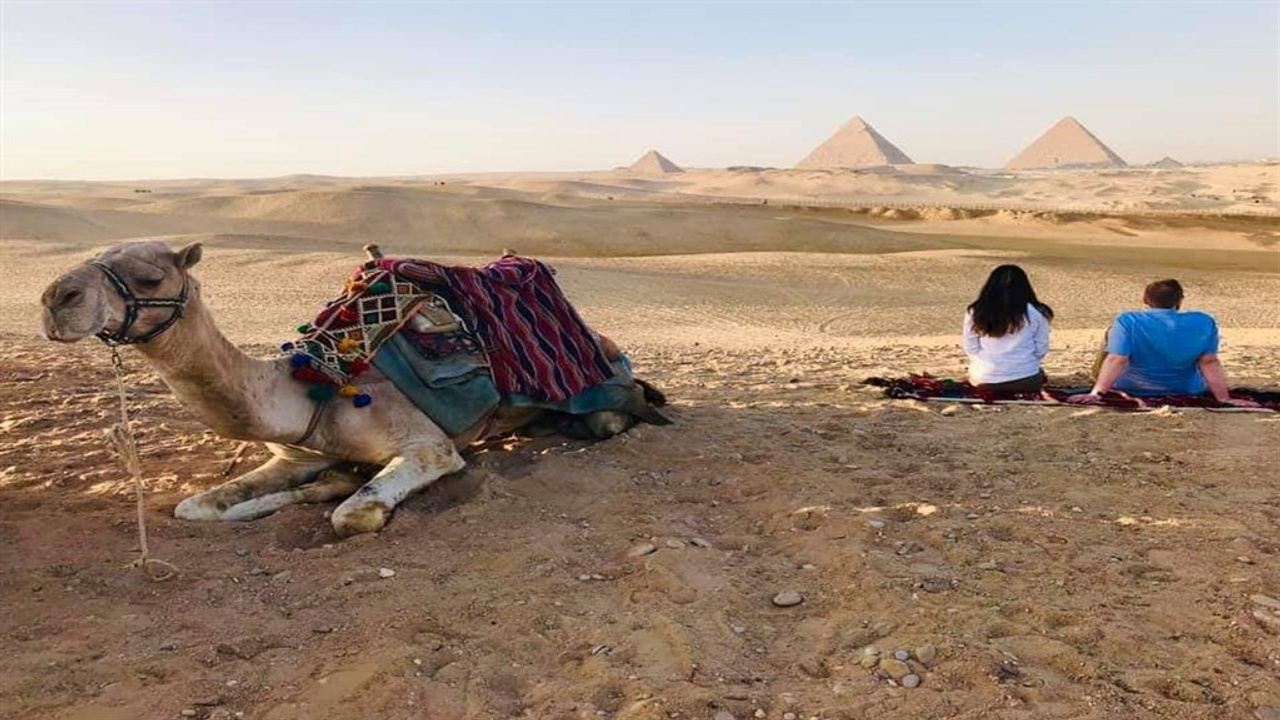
[1,162,1278,719]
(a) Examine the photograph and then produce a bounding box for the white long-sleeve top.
[963,304,1051,384]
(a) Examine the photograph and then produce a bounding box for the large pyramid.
[796,116,914,168]
[1005,117,1127,170]
[628,150,683,175]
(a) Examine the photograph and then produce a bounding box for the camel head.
[42,240,203,344]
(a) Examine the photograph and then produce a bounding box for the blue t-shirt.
[1106,309,1219,395]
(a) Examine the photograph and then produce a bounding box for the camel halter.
[91,260,189,346]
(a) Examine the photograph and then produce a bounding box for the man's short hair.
[1144,279,1184,309]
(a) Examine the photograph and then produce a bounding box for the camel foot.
[174,495,221,521]
[331,501,390,537]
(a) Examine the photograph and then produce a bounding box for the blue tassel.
[353,393,373,408]
[280,341,295,352]
[289,353,311,368]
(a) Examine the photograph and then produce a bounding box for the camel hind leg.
[174,451,339,521]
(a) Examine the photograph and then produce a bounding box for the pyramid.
[1005,117,1127,170]
[1149,156,1184,169]
[796,116,913,169]
[628,150,683,175]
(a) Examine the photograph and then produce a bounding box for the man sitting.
[1070,279,1257,407]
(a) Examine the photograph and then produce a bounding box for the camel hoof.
[331,501,389,537]
[174,495,220,521]
[585,410,633,439]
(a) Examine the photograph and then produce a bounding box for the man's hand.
[1218,397,1261,408]
[1066,392,1104,405]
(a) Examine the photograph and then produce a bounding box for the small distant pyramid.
[628,150,683,175]
[1005,117,1127,170]
[1149,156,1184,169]
[796,116,914,169]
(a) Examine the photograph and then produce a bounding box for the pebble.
[915,643,937,666]
[772,590,804,607]
[732,625,747,634]
[377,567,396,579]
[628,542,657,558]
[1250,594,1280,611]
[577,574,592,581]
[977,560,1000,571]
[902,673,921,688]
[690,537,712,548]
[859,646,882,669]
[755,710,766,719]
[783,713,797,720]
[800,563,817,571]
[1237,556,1255,565]
[940,405,960,416]
[180,711,197,718]
[878,657,911,680]
[868,519,886,529]
[234,548,250,557]
[966,512,980,520]
[893,649,910,661]
[665,539,685,549]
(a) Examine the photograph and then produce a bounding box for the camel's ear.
[175,242,203,269]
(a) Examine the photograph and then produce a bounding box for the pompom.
[368,281,392,294]
[337,338,360,353]
[339,384,360,398]
[295,323,312,334]
[347,359,370,375]
[347,281,367,294]
[338,307,359,323]
[353,393,373,408]
[280,341,295,352]
[289,353,311,368]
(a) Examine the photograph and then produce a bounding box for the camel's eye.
[136,276,163,289]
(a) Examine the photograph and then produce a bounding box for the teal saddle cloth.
[372,334,636,436]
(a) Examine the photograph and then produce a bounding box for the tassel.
[348,359,370,375]
[296,323,312,334]
[338,307,359,323]
[353,393,373,408]
[339,385,360,398]
[368,281,392,294]
[289,353,311,368]
[280,342,295,352]
[337,338,360,353]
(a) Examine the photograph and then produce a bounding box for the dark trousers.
[976,370,1047,393]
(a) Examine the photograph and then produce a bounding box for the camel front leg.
[330,439,466,537]
[174,454,338,521]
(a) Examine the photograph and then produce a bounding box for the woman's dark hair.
[968,264,1054,337]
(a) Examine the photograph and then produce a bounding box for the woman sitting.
[962,264,1053,393]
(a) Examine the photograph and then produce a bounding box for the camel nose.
[43,279,83,309]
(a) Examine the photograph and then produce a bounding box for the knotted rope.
[107,347,179,582]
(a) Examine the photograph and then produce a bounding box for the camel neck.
[132,292,285,439]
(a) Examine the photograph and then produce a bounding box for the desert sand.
[1,165,1278,720]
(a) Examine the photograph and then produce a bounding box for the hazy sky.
[2,1,1277,179]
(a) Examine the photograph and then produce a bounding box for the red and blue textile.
[377,256,615,403]
[865,374,1280,412]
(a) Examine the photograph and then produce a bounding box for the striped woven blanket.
[865,375,1280,412]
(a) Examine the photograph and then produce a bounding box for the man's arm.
[1198,354,1258,407]
[1091,354,1129,395]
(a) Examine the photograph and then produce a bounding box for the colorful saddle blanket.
[286,255,618,425]
[864,375,1280,412]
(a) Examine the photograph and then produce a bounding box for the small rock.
[1237,556,1255,565]
[859,645,882,669]
[1250,594,1280,611]
[902,673,921,688]
[800,563,817,570]
[712,712,739,720]
[577,574,592,581]
[180,711,197,718]
[783,713,797,720]
[378,567,396,579]
[754,710,766,719]
[977,560,1000,571]
[915,643,937,666]
[665,539,685,549]
[1253,609,1280,634]
[868,519,886,529]
[966,512,980,520]
[772,590,804,607]
[940,405,961,417]
[628,542,657,558]
[271,570,291,582]
[893,649,910,661]
[732,625,747,634]
[312,625,335,634]
[878,657,911,680]
[234,548,250,557]
[1070,506,1083,513]
[689,537,711,548]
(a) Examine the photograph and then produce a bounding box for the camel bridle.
[91,260,190,346]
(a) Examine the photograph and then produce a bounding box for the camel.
[41,240,665,536]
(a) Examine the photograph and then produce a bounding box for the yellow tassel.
[339,385,360,398]
[337,338,360,353]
